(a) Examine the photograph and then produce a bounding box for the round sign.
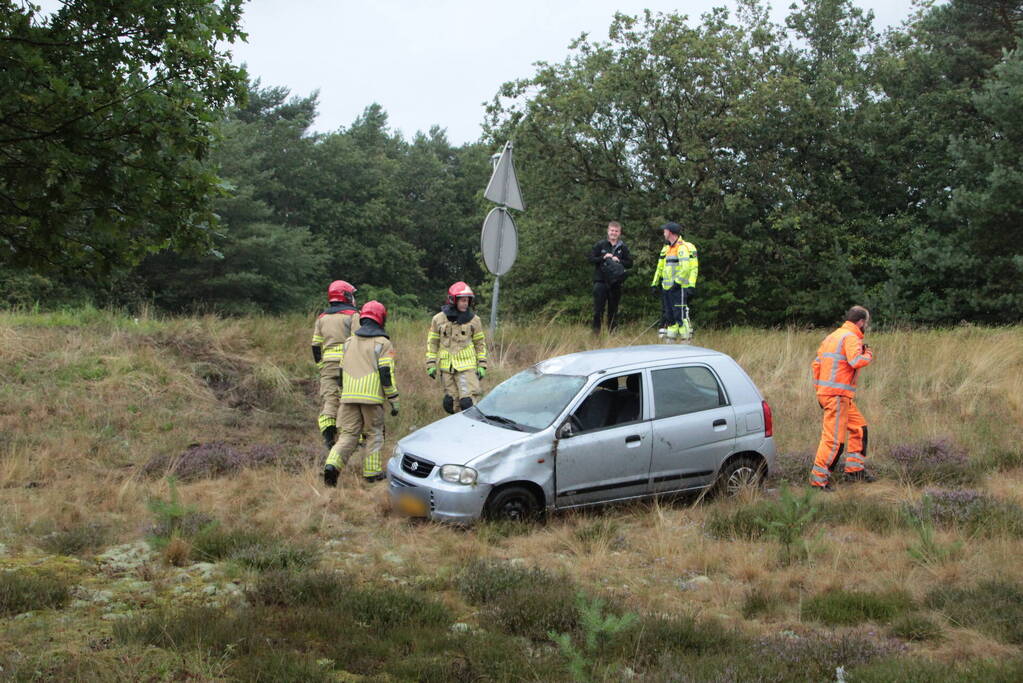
[481,206,518,276]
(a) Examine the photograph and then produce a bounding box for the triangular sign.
[483,141,526,211]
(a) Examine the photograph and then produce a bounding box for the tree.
[0,0,246,280]
[139,81,327,313]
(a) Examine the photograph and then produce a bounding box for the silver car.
[387,345,775,523]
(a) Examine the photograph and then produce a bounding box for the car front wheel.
[485,486,540,522]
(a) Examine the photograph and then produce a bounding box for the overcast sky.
[228,1,920,145]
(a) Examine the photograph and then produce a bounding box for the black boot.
[322,426,337,451]
[323,464,339,487]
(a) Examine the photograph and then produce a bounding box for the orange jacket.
[812,321,873,398]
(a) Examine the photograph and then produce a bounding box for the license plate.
[396,494,428,517]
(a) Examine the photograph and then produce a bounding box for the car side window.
[651,366,727,419]
[570,373,643,433]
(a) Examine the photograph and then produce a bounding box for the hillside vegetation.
[2,309,1023,681]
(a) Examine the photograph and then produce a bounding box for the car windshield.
[473,368,586,431]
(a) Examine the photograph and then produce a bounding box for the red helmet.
[327,280,356,303]
[446,281,475,305]
[359,300,387,326]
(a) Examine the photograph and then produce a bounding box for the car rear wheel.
[485,486,540,522]
[716,456,765,497]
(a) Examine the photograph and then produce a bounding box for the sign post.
[481,141,524,333]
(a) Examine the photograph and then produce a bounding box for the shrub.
[926,580,1023,644]
[571,518,625,551]
[0,571,70,615]
[37,521,109,556]
[113,606,259,654]
[907,488,1023,538]
[741,586,780,619]
[755,485,822,564]
[228,651,332,683]
[549,595,637,682]
[886,438,977,486]
[342,587,450,628]
[228,539,317,571]
[457,560,579,640]
[145,477,216,548]
[611,612,740,663]
[704,499,775,540]
[801,588,915,625]
[816,497,907,534]
[903,498,964,566]
[852,657,1023,682]
[246,570,350,607]
[889,613,943,642]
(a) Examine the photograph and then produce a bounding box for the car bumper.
[386,457,490,523]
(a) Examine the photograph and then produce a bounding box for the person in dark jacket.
[588,221,633,333]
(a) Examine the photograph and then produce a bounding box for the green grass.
[926,580,1023,645]
[0,571,70,616]
[802,588,915,626]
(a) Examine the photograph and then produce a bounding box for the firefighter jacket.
[650,239,697,290]
[587,239,634,283]
[812,321,873,399]
[311,303,360,365]
[337,321,398,405]
[426,306,487,373]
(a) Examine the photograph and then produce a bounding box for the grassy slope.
[1,309,1022,680]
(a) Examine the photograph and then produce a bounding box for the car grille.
[401,453,435,478]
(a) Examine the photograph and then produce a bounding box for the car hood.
[397,412,531,466]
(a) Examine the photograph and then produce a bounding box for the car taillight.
[762,400,773,437]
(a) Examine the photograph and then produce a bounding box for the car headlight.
[392,444,404,460]
[440,465,478,485]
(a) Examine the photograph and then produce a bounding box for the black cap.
[660,222,683,235]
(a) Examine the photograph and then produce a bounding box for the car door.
[554,372,652,507]
[648,364,736,492]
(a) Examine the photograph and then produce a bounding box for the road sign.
[483,141,525,211]
[481,206,518,276]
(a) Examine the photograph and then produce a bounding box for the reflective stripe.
[312,335,325,344]
[341,370,385,404]
[318,415,336,430]
[814,379,857,392]
[363,451,383,477]
[824,398,844,468]
[850,355,870,366]
[828,332,853,382]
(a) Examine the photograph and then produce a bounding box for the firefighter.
[650,222,697,340]
[426,282,487,414]
[809,306,875,491]
[311,280,359,450]
[323,300,399,486]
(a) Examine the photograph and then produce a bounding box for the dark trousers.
[660,287,696,327]
[592,281,622,332]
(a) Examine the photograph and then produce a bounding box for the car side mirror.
[557,421,574,439]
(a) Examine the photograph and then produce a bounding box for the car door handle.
[712,419,727,427]
[625,435,641,443]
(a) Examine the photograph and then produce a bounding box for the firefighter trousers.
[810,395,868,487]
[442,369,481,409]
[326,403,385,477]
[317,361,341,432]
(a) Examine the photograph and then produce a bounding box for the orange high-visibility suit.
[810,321,873,487]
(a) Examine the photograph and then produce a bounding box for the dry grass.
[1,309,1021,676]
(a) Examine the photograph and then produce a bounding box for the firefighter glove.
[476,367,486,379]
[427,366,436,379]
[389,399,400,416]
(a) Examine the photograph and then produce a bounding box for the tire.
[715,456,765,497]
[485,485,540,522]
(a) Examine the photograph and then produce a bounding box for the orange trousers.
[810,395,868,487]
